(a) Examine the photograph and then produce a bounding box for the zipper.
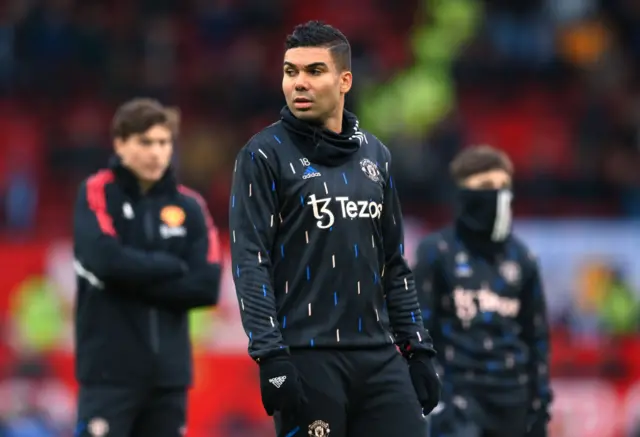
[143,204,160,354]
[149,309,159,354]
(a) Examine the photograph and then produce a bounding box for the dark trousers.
[429,395,528,437]
[76,385,187,437]
[274,345,428,437]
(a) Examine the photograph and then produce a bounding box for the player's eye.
[478,181,495,189]
[310,69,322,75]
[284,69,296,76]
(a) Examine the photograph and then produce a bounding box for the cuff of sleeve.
[252,346,290,364]
[398,338,436,359]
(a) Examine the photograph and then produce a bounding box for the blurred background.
[0,0,639,436]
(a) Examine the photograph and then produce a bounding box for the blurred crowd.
[0,0,638,236]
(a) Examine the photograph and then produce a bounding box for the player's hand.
[407,353,442,415]
[258,356,307,416]
[526,407,550,437]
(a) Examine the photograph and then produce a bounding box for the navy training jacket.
[73,157,222,387]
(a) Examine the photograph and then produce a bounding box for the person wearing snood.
[413,145,552,437]
[230,21,440,437]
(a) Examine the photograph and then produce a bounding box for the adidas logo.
[302,166,321,179]
[349,120,368,146]
[269,375,287,388]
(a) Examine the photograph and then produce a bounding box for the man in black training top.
[73,98,222,437]
[413,145,552,437]
[229,21,441,437]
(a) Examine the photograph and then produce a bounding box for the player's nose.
[294,78,309,91]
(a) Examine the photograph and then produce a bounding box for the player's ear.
[113,137,127,158]
[339,71,352,94]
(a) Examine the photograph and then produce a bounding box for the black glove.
[407,353,442,415]
[526,407,550,437]
[258,356,306,416]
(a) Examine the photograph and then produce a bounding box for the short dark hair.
[285,21,351,71]
[111,98,180,140]
[450,145,514,184]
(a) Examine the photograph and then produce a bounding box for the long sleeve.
[73,174,186,285]
[519,261,553,409]
[229,145,287,361]
[413,234,443,335]
[135,188,223,311]
[381,157,435,356]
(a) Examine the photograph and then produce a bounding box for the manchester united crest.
[499,260,521,284]
[160,205,186,228]
[308,420,330,436]
[88,418,109,437]
[360,158,380,183]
